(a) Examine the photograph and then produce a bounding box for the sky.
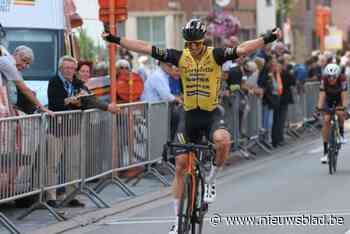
[74,0,104,44]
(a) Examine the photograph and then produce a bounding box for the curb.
[29,188,172,234]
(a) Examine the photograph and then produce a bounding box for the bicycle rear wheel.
[178,174,193,234]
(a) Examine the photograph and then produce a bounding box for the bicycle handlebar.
[166,141,215,151]
[316,106,346,113]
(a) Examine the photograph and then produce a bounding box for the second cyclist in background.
[317,63,348,164]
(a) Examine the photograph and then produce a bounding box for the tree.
[76,28,97,61]
[277,0,296,26]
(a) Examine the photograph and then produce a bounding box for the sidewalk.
[0,126,323,234]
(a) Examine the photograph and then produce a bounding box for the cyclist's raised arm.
[102,32,182,66]
[102,32,152,55]
[236,28,282,57]
[213,28,282,65]
[318,78,326,109]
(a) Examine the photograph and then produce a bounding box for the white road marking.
[101,210,350,225]
[308,146,323,154]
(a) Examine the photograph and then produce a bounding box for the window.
[239,28,251,42]
[0,0,11,12]
[5,29,60,81]
[117,22,126,37]
[137,16,166,48]
[306,0,310,11]
[324,0,331,7]
[266,0,272,6]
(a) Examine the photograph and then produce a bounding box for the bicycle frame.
[186,151,197,214]
[325,106,342,174]
[166,141,214,234]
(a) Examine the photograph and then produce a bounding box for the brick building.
[76,0,276,61]
[290,0,350,62]
[122,0,262,50]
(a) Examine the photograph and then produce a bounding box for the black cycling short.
[325,95,342,112]
[173,106,229,155]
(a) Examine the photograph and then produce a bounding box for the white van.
[0,0,65,105]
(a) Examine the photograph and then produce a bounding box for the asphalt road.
[65,136,350,234]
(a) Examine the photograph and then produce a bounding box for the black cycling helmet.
[182,19,206,41]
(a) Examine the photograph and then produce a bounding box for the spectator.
[256,43,273,62]
[225,59,262,97]
[46,55,118,208]
[259,56,282,145]
[275,53,296,146]
[116,59,144,102]
[306,56,319,81]
[141,61,182,142]
[224,59,262,136]
[77,60,93,82]
[116,59,131,74]
[294,59,309,95]
[93,61,108,77]
[136,55,151,82]
[0,45,53,117]
[168,66,181,96]
[344,58,350,79]
[119,47,133,69]
[272,41,287,58]
[340,51,350,67]
[141,61,181,103]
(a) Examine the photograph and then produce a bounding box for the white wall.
[75,0,105,44]
[0,0,64,29]
[256,0,276,36]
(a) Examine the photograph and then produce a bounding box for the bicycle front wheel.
[191,171,206,234]
[328,149,334,175]
[178,174,193,234]
[333,151,338,173]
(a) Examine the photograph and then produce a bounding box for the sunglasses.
[119,66,129,70]
[326,75,337,81]
[185,40,204,48]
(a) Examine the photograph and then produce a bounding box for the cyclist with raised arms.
[102,19,281,233]
[317,63,348,164]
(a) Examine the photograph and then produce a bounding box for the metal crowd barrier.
[83,109,113,180]
[222,91,240,151]
[221,91,253,158]
[0,85,325,233]
[289,82,322,135]
[0,101,171,233]
[287,87,305,125]
[0,114,41,202]
[304,82,320,120]
[242,93,271,154]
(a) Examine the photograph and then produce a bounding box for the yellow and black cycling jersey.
[151,45,238,111]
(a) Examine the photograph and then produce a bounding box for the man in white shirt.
[0,45,52,115]
[141,61,182,103]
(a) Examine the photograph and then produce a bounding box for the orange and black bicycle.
[166,141,215,234]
